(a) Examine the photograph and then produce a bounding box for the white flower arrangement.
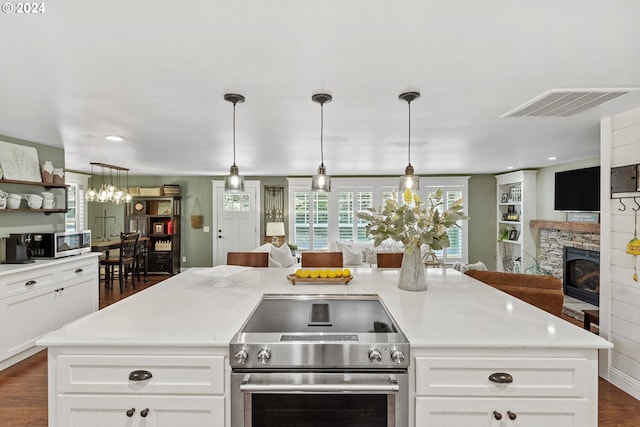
[357,188,468,252]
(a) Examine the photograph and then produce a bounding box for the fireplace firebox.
[563,247,600,306]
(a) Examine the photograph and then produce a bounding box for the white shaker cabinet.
[0,254,99,370]
[416,397,588,426]
[51,351,226,427]
[57,395,223,426]
[413,349,597,427]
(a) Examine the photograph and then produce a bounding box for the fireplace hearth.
[563,247,600,306]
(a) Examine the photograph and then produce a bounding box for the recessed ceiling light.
[104,135,125,142]
[548,156,557,161]
[507,166,514,170]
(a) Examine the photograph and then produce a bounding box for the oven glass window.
[251,394,388,427]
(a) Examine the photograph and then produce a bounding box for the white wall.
[536,157,600,221]
[602,106,640,399]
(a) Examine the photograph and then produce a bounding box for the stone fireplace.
[530,220,600,306]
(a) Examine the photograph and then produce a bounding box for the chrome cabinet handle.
[508,410,517,420]
[488,372,513,384]
[493,410,502,420]
[25,280,36,286]
[75,268,83,273]
[126,408,135,417]
[140,408,149,418]
[128,370,153,381]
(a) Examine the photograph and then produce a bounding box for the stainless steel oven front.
[229,294,411,427]
[231,370,408,427]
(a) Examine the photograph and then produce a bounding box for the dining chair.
[226,252,269,267]
[100,232,140,293]
[376,252,404,268]
[301,251,343,268]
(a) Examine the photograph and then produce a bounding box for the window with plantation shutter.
[288,177,468,264]
[422,178,469,264]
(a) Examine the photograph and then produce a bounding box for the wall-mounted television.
[554,166,600,211]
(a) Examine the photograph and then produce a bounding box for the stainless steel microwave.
[16,230,92,259]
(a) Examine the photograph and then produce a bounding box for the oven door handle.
[240,374,400,393]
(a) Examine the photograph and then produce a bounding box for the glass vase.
[398,246,427,291]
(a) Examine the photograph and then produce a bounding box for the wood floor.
[1,276,640,426]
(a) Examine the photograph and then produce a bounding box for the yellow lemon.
[327,270,336,278]
[319,269,328,278]
[342,268,351,277]
[299,269,310,278]
[403,188,413,202]
[310,270,320,279]
[295,269,303,278]
[335,268,343,277]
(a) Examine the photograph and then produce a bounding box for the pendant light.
[85,163,98,202]
[399,91,420,192]
[224,93,246,193]
[311,93,332,192]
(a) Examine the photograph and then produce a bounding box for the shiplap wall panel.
[612,299,640,325]
[611,351,640,380]
[610,106,640,390]
[612,265,639,284]
[610,331,640,362]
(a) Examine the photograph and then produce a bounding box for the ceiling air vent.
[501,88,637,118]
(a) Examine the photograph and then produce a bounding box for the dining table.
[91,236,149,282]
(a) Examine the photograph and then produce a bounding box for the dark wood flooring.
[1,276,640,426]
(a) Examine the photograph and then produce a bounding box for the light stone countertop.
[0,252,100,277]
[37,266,612,350]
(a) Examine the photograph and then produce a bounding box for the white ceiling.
[1,0,640,177]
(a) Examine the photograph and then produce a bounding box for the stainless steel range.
[229,294,410,427]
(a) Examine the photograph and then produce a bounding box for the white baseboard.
[609,367,640,401]
[0,346,45,372]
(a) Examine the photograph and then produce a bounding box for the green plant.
[498,228,509,242]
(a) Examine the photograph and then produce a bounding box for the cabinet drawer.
[149,252,171,263]
[1,268,55,299]
[59,259,98,282]
[415,356,592,397]
[57,354,225,395]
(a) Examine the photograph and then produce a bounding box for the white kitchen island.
[38,266,611,427]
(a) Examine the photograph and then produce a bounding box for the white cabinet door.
[506,398,590,427]
[58,395,224,427]
[416,397,497,426]
[2,286,54,357]
[416,397,589,427]
[53,278,96,329]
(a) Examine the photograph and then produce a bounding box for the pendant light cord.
[232,101,237,166]
[407,100,412,166]
[320,101,325,166]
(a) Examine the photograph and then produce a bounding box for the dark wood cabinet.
[125,196,181,275]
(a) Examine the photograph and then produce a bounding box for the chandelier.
[86,162,131,205]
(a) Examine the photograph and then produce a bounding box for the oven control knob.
[368,349,383,363]
[257,348,271,364]
[234,349,249,365]
[390,348,405,364]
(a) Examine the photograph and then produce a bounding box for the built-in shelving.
[496,170,537,273]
